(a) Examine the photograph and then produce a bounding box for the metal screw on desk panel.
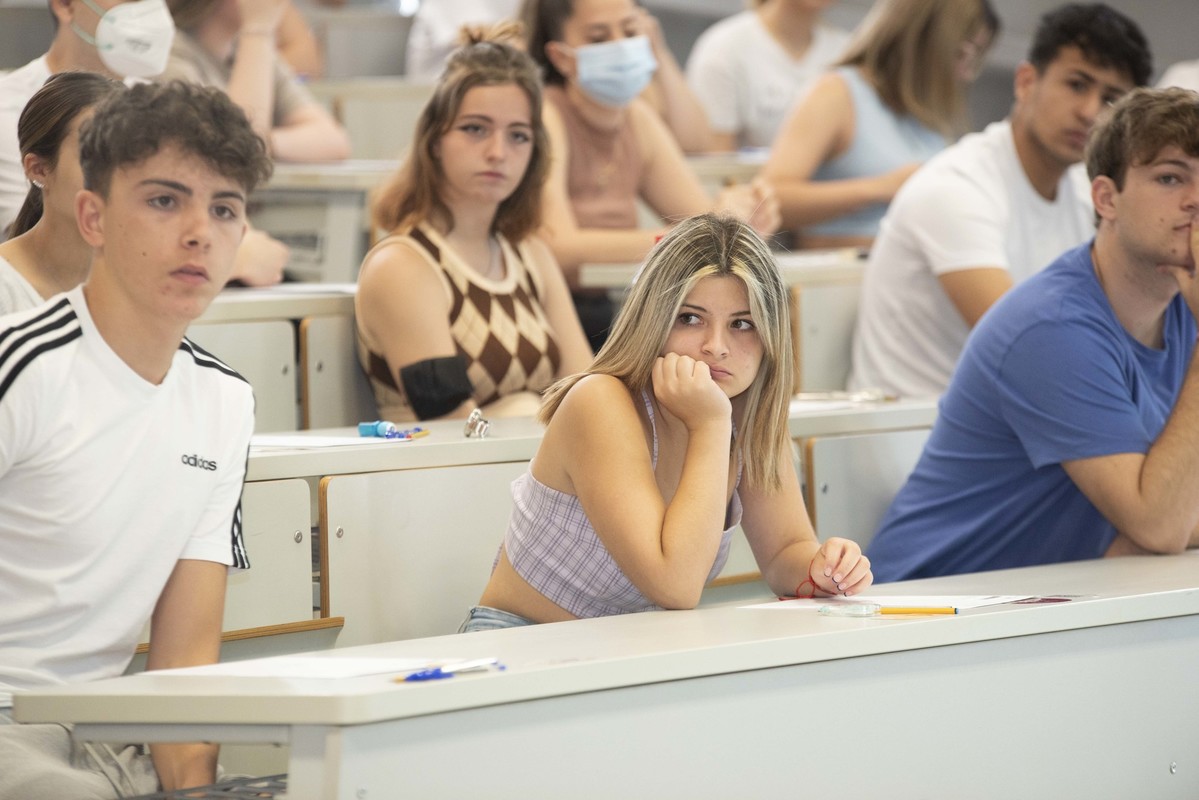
[356,789,368,799]
[1170,762,1178,775]
[293,530,304,544]
[336,526,345,538]
[282,364,289,375]
[821,483,829,494]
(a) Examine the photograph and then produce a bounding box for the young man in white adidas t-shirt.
[848,3,1152,398]
[0,80,271,797]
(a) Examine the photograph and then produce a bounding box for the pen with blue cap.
[359,421,430,440]
[401,657,503,682]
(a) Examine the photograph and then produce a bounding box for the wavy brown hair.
[80,81,272,198]
[371,23,549,242]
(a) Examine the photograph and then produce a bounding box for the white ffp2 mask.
[73,0,176,79]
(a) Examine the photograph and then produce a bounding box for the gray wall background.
[648,0,1194,129]
[2,0,1193,128]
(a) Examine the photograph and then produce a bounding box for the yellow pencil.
[878,606,957,615]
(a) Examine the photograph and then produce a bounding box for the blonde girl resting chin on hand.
[463,213,872,632]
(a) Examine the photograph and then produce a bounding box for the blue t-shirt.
[867,241,1197,581]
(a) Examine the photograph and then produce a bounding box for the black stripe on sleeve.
[0,326,82,404]
[178,338,249,384]
[0,297,72,352]
[0,303,77,383]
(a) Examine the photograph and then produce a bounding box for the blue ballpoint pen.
[403,657,503,682]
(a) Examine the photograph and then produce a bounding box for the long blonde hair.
[541,214,795,492]
[838,0,1000,136]
[371,23,549,241]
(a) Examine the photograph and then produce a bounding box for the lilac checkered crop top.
[502,390,743,618]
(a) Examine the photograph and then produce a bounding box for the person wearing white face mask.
[67,0,176,79]
[520,0,781,349]
[0,0,289,285]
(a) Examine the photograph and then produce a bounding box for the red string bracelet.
[793,560,825,599]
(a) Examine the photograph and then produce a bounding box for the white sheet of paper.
[250,435,396,449]
[157,656,439,679]
[741,595,1032,611]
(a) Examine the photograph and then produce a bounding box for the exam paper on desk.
[741,595,1032,611]
[157,656,477,680]
[250,434,398,449]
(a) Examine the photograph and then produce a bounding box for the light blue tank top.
[806,67,947,238]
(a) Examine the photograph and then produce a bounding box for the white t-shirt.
[0,254,41,316]
[0,56,50,240]
[849,120,1094,398]
[0,287,254,707]
[685,12,850,149]
[403,0,522,82]
[1158,60,1199,91]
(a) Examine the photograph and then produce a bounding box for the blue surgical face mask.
[72,0,176,79]
[569,35,657,108]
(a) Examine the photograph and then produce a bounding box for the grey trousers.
[0,708,159,800]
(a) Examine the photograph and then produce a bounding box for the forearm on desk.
[768,175,894,229]
[544,228,663,286]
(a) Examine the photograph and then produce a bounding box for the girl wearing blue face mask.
[520,0,781,349]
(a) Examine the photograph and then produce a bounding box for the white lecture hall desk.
[15,553,1199,798]
[186,285,358,433]
[577,245,866,290]
[245,397,938,483]
[245,400,937,647]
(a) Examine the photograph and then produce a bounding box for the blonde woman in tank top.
[763,0,999,249]
[464,214,873,632]
[356,26,592,423]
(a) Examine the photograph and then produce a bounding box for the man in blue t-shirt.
[867,87,1199,582]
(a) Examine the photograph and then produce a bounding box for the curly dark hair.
[79,81,272,198]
